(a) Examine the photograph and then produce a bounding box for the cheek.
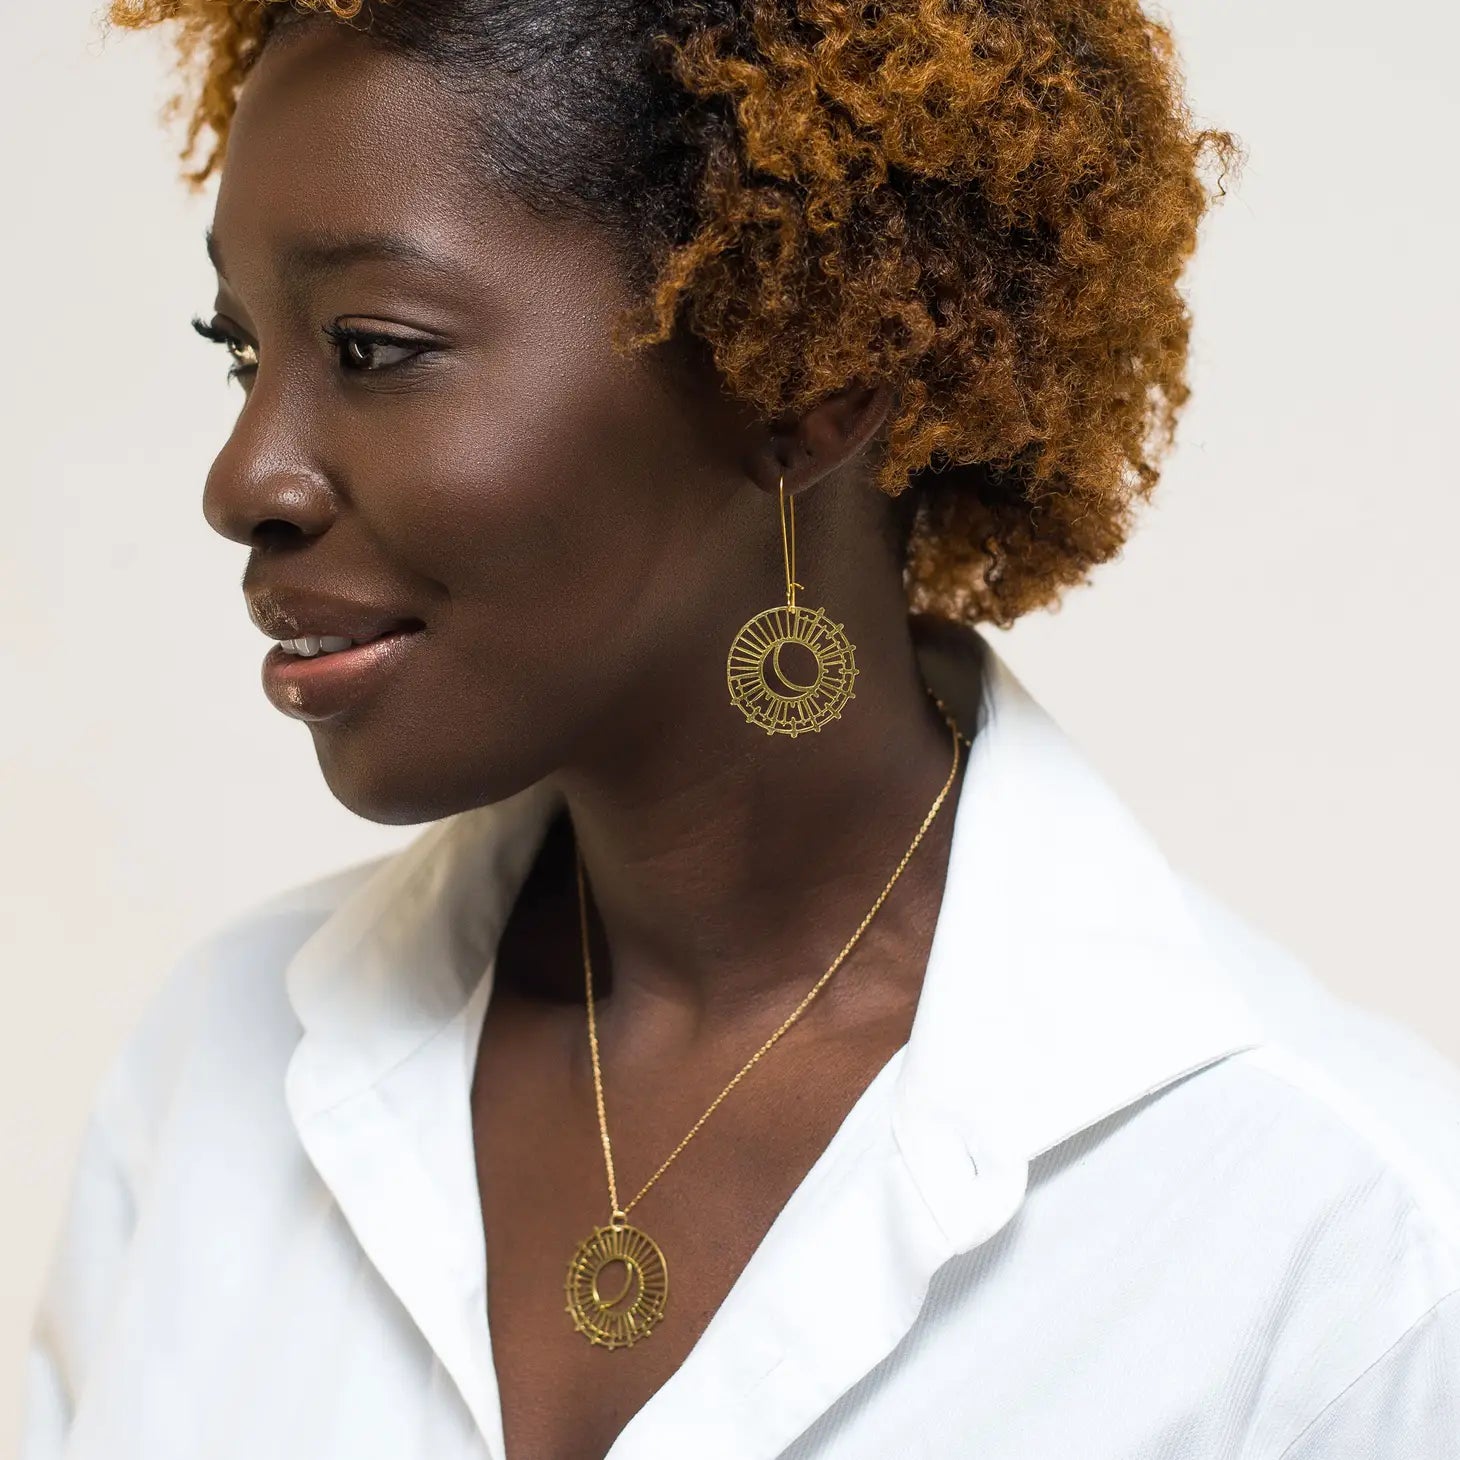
[355,344,690,710]
[426,359,668,616]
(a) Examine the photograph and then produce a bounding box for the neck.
[546,602,970,1040]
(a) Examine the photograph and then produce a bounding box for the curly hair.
[104,0,1241,628]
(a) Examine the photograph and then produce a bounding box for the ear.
[752,379,898,494]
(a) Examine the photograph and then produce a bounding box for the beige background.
[4,0,1457,1447]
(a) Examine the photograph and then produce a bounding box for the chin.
[308,724,547,826]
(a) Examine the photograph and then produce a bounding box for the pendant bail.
[610,1207,628,1228]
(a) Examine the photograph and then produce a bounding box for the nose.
[202,387,338,547]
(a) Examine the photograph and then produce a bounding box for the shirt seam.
[1273,1287,1460,1458]
[1228,1044,1460,1259]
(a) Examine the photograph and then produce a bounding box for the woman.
[24,0,1458,1456]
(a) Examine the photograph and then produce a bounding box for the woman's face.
[203,21,767,823]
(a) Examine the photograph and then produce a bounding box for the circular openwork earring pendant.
[726,604,858,736]
[564,1218,669,1349]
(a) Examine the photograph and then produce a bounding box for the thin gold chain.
[575,691,966,1222]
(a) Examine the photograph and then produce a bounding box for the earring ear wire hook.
[779,475,803,612]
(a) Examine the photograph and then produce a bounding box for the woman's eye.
[321,324,425,373]
[224,339,258,376]
[190,314,258,380]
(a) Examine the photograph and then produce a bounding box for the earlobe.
[756,378,898,496]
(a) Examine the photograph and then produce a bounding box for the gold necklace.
[563,692,966,1349]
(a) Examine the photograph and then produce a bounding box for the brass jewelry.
[564,691,967,1349]
[727,475,858,735]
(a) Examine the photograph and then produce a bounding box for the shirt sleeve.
[1278,1289,1460,1459]
[18,921,219,1458]
[19,1081,138,1459]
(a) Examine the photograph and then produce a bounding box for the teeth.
[279,635,360,657]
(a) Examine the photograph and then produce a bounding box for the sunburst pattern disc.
[565,1220,669,1349]
[726,605,858,736]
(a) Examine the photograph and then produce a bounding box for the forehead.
[215,23,463,254]
[207,21,628,310]
[204,17,633,321]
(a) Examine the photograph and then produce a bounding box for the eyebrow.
[204,225,460,285]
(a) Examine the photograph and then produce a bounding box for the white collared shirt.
[22,631,1460,1459]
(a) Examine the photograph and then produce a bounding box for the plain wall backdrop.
[4,0,1457,1446]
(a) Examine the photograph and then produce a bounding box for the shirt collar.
[901,620,1267,1156]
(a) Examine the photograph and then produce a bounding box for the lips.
[244,585,428,721]
[260,623,425,722]
[245,586,424,646]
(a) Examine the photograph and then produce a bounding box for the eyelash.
[189,315,430,381]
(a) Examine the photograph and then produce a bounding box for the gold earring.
[726,475,858,736]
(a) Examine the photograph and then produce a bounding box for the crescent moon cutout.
[770,639,821,694]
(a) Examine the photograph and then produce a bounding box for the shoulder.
[90,851,397,1184]
[1018,872,1460,1452]
[1161,877,1460,1451]
[1176,874,1460,1228]
[25,852,403,1428]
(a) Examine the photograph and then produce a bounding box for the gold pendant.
[564,1216,669,1349]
